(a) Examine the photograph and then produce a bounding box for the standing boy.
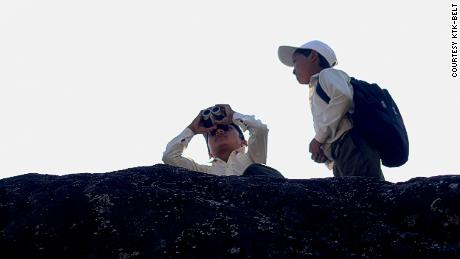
[278,40,384,179]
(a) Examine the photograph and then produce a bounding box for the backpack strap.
[315,82,330,104]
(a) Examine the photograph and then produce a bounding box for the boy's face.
[207,125,244,158]
[292,52,317,84]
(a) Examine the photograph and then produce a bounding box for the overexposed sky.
[0,0,458,182]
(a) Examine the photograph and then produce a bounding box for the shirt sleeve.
[314,69,353,143]
[232,112,268,164]
[162,127,211,173]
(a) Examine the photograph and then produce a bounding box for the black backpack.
[316,77,409,167]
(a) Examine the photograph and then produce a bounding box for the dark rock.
[0,164,459,258]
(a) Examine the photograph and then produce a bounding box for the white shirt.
[308,68,354,159]
[162,112,268,176]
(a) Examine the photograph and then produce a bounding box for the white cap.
[278,40,338,67]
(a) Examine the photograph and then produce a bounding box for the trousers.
[331,129,385,180]
[242,163,285,179]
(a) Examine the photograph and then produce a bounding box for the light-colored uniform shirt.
[162,112,268,176]
[308,68,354,160]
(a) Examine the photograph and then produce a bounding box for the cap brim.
[278,46,298,67]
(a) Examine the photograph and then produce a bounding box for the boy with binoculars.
[162,104,284,178]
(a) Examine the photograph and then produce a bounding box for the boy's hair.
[294,48,331,69]
[204,123,245,155]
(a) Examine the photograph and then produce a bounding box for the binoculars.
[201,106,226,128]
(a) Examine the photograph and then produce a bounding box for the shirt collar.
[308,72,320,88]
[211,146,246,163]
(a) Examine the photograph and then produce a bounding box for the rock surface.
[0,164,459,258]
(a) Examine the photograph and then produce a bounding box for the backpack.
[316,77,409,167]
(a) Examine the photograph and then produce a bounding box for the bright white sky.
[1,1,458,182]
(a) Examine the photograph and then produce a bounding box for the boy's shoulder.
[318,67,350,85]
[318,67,349,78]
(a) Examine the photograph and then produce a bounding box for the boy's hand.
[188,111,217,135]
[309,138,327,163]
[213,104,235,125]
